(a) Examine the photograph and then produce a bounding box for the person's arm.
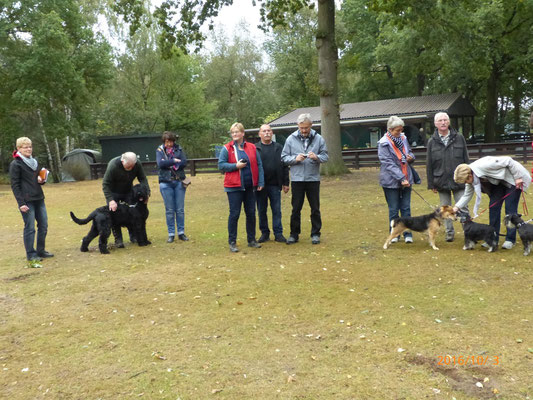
[135,161,150,197]
[378,143,405,183]
[156,147,173,169]
[102,163,114,204]
[314,136,329,163]
[256,149,264,189]
[179,148,188,168]
[461,135,470,163]
[218,146,238,172]
[455,183,474,210]
[9,162,26,209]
[426,139,435,190]
[281,138,299,165]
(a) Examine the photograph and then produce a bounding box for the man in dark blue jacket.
[256,124,290,243]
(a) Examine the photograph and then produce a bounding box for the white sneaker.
[390,237,399,243]
[405,236,413,243]
[502,241,514,250]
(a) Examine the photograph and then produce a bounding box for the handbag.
[409,164,421,185]
[181,177,191,188]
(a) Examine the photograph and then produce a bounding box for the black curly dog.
[70,184,150,254]
[458,211,498,252]
[504,214,533,256]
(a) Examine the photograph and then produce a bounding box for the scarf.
[165,146,178,171]
[387,132,406,163]
[17,151,38,171]
[385,134,408,180]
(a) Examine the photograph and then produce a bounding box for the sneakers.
[286,236,298,245]
[274,235,287,243]
[257,233,270,243]
[167,236,175,243]
[229,242,239,252]
[502,240,514,250]
[178,234,189,241]
[390,237,399,244]
[248,241,261,248]
[445,232,454,242]
[311,235,320,244]
[404,236,413,244]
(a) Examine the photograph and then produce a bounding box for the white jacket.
[456,156,531,215]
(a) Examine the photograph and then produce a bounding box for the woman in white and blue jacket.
[156,131,189,243]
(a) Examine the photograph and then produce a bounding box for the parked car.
[501,131,531,142]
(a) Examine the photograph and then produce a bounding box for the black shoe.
[167,236,175,243]
[274,235,287,243]
[311,235,320,245]
[445,233,454,242]
[248,241,261,248]
[38,251,54,258]
[178,234,189,241]
[257,233,270,243]
[286,236,298,245]
[229,242,239,252]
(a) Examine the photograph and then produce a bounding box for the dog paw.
[432,246,439,250]
[383,244,388,250]
[80,247,89,252]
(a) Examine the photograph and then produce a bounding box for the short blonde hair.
[387,116,404,130]
[16,137,32,149]
[454,164,472,183]
[230,122,244,133]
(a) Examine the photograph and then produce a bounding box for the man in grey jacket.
[426,112,469,242]
[281,113,329,244]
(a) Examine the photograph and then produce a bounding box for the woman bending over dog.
[453,156,531,250]
[378,116,417,244]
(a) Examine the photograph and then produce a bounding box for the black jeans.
[290,181,321,237]
[488,184,521,243]
[21,199,48,260]
[256,184,283,236]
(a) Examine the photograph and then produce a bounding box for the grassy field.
[1,169,532,399]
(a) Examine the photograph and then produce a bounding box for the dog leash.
[473,189,523,219]
[410,187,437,211]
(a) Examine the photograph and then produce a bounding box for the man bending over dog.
[453,156,531,250]
[102,152,151,247]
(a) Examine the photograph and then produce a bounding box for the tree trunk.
[316,0,347,175]
[484,63,500,143]
[511,77,522,131]
[37,109,59,182]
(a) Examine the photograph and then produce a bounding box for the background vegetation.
[1,170,532,398]
[1,0,532,177]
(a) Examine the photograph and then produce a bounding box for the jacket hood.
[12,150,20,159]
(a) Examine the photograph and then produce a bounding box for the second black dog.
[70,184,150,254]
[504,214,533,256]
[458,212,498,252]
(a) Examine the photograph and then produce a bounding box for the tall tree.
[115,0,347,174]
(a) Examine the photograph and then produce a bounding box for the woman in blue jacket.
[378,116,416,244]
[156,131,189,243]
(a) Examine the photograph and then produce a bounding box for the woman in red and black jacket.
[218,123,264,253]
[9,137,53,263]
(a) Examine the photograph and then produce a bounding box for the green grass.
[1,169,532,399]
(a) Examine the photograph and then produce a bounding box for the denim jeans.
[382,187,412,238]
[488,184,521,243]
[256,184,283,236]
[290,181,321,237]
[159,181,186,236]
[227,187,256,244]
[21,199,48,260]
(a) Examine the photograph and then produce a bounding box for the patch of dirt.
[3,271,40,282]
[407,354,501,399]
[0,294,24,322]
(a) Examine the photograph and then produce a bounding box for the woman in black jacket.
[9,137,53,263]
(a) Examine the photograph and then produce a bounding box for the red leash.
[475,188,527,217]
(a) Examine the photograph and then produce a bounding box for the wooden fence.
[89,141,533,179]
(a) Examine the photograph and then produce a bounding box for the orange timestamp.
[437,355,500,366]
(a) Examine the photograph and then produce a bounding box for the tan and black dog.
[383,205,456,250]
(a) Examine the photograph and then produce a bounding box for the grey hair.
[121,152,137,164]
[434,112,450,123]
[297,113,312,125]
[387,116,404,130]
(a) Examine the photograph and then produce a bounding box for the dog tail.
[70,211,96,225]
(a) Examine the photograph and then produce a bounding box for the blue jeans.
[488,184,521,243]
[227,188,256,244]
[160,181,186,236]
[21,199,48,260]
[256,184,283,236]
[383,187,412,238]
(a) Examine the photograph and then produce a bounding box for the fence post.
[354,153,360,170]
[523,142,528,164]
[190,160,196,176]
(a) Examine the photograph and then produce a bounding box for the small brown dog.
[383,205,457,250]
